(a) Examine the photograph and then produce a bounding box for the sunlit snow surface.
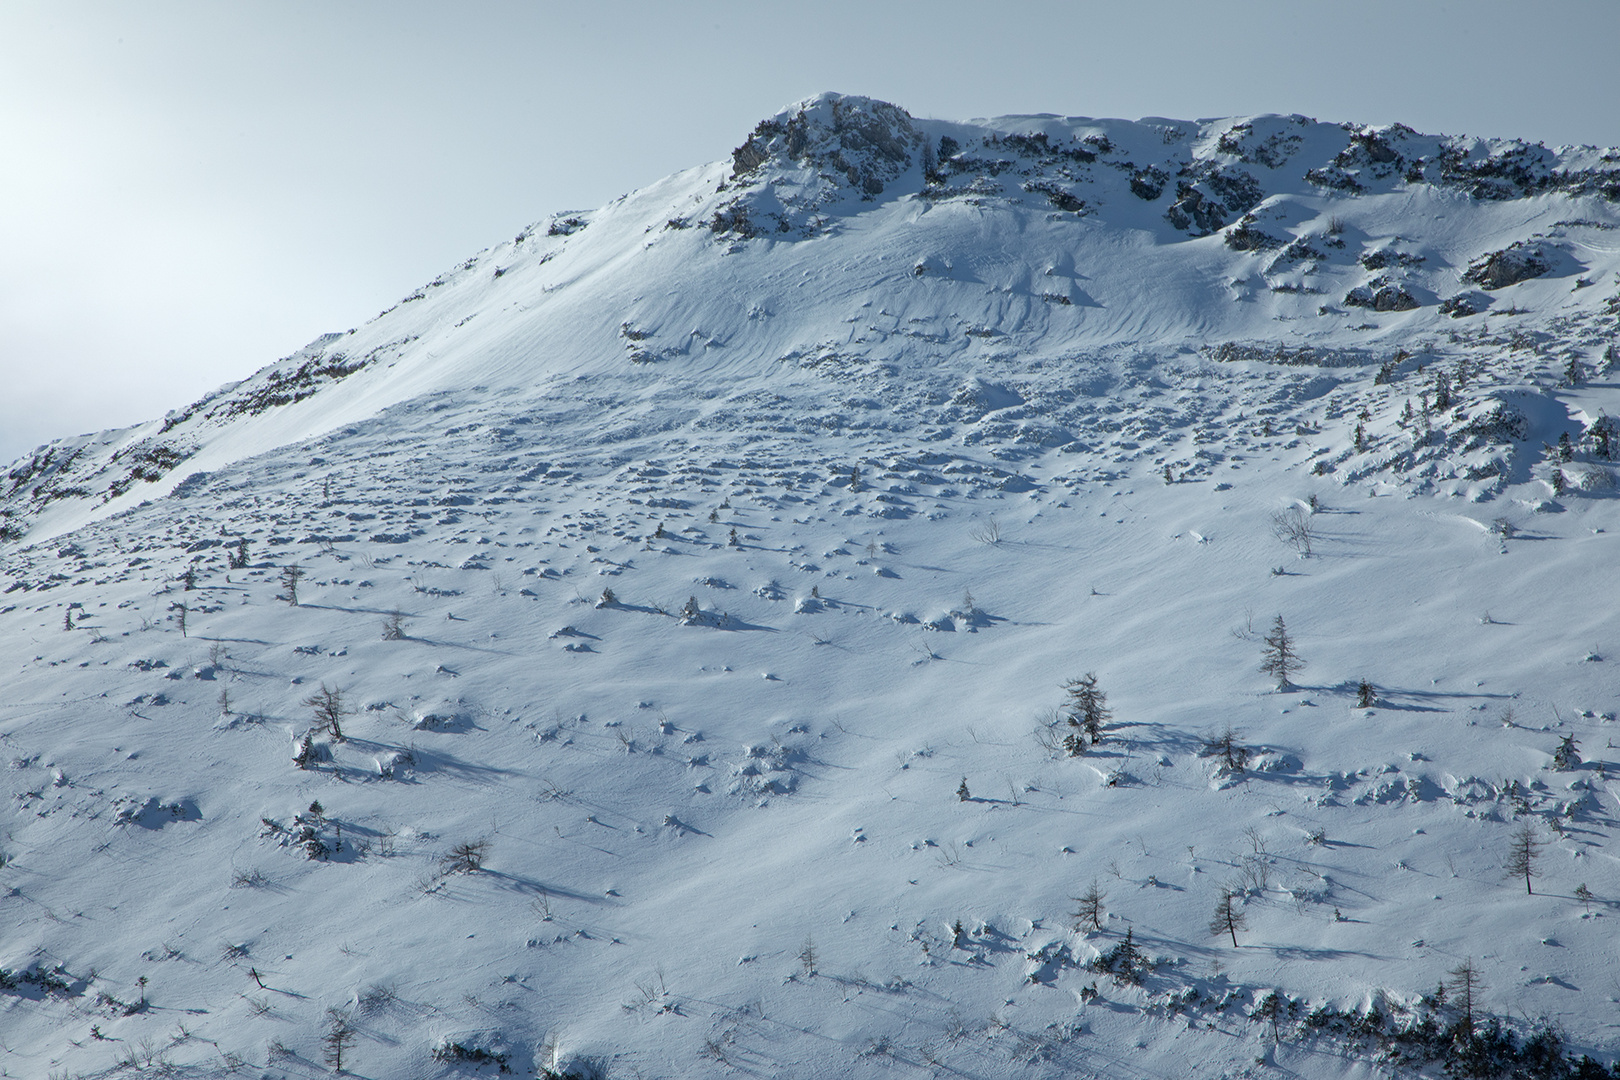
[3,94,1620,1078]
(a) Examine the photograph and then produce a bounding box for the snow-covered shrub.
[441,839,489,874]
[1560,464,1614,493]
[729,742,799,799]
[432,1030,511,1071]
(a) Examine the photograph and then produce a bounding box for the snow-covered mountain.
[3,93,1619,1079]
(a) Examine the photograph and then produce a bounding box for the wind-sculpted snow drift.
[2,94,1620,1079]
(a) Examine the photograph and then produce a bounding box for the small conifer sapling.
[1064,673,1112,743]
[1506,821,1542,894]
[1073,879,1106,932]
[1253,990,1282,1044]
[279,564,304,606]
[442,839,489,874]
[322,1008,355,1072]
[1433,371,1453,410]
[1261,615,1304,690]
[798,936,817,976]
[1210,886,1249,947]
[1063,729,1087,757]
[1207,727,1249,772]
[1446,960,1483,1037]
[303,683,349,742]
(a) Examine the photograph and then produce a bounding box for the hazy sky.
[3,0,1618,464]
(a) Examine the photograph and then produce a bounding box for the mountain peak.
[5,93,1620,1080]
[719,92,926,231]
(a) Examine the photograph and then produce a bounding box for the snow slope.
[2,93,1620,1079]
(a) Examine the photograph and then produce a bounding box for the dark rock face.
[1440,294,1483,318]
[1310,121,1620,202]
[728,94,922,197]
[1130,167,1168,201]
[1224,221,1282,252]
[1463,241,1552,290]
[1166,165,1265,236]
[1360,248,1425,271]
[1345,283,1421,311]
[715,95,1620,248]
[716,94,926,237]
[1166,184,1227,234]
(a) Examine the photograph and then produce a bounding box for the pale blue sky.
[3,0,1617,462]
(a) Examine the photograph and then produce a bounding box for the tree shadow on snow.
[476,869,608,906]
[393,746,521,783]
[1265,943,1385,963]
[400,637,518,657]
[1295,681,1513,713]
[299,602,403,617]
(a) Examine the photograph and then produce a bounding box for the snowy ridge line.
[4,94,1619,544]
